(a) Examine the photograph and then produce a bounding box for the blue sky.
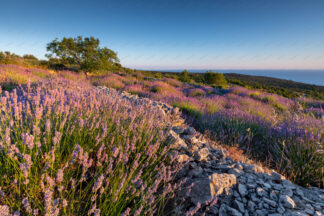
[1,0,324,69]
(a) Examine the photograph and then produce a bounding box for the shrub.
[94,74,125,90]
[173,100,202,119]
[204,71,227,86]
[188,88,205,97]
[272,125,324,187]
[178,70,191,83]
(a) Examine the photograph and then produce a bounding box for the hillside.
[139,70,324,101]
[0,64,323,215]
[225,73,324,101]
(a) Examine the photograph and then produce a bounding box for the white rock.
[256,187,267,197]
[280,195,296,209]
[177,154,190,163]
[209,173,237,196]
[194,147,210,161]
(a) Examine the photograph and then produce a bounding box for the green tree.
[154,72,163,79]
[179,70,191,82]
[204,71,227,86]
[46,36,120,75]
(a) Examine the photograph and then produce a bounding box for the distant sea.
[154,69,324,86]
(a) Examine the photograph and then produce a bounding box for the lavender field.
[93,70,324,188]
[0,64,323,215]
[0,72,182,215]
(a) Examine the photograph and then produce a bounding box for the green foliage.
[23,54,38,60]
[46,36,120,74]
[173,101,202,119]
[178,70,191,83]
[204,71,227,86]
[0,51,21,65]
[0,51,42,67]
[273,139,324,187]
[154,72,163,79]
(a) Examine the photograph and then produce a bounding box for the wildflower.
[56,169,64,183]
[20,163,29,178]
[133,206,143,216]
[4,128,10,145]
[82,152,93,170]
[46,119,51,134]
[58,186,64,193]
[134,179,143,189]
[22,197,32,213]
[24,154,33,167]
[96,144,105,166]
[92,174,105,192]
[70,178,76,189]
[44,188,53,215]
[0,205,10,216]
[99,187,104,195]
[62,199,68,208]
[111,147,119,158]
[185,202,201,216]
[88,203,100,216]
[79,118,84,127]
[33,209,39,215]
[121,207,131,216]
[22,133,34,150]
[45,176,55,188]
[71,144,81,163]
[52,131,62,146]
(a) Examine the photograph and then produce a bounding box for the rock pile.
[168,126,324,216]
[98,86,324,216]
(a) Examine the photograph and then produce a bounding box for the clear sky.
[1,0,324,70]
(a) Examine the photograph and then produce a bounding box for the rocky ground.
[98,86,324,216]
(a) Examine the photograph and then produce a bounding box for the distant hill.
[224,73,324,101]
[139,70,324,101]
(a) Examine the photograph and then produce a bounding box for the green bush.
[178,70,191,83]
[204,71,227,87]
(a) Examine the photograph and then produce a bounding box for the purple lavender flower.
[92,174,105,193]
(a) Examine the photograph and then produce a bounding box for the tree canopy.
[204,71,227,86]
[46,36,120,74]
[179,70,191,82]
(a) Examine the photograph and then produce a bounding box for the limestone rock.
[177,154,190,163]
[189,178,212,204]
[256,187,266,197]
[229,168,244,177]
[280,195,296,209]
[271,171,285,181]
[168,130,187,150]
[209,173,237,196]
[194,147,210,161]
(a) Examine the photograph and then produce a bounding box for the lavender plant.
[0,79,180,215]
